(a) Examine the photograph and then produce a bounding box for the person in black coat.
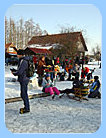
[11,49,30,114]
[60,76,83,94]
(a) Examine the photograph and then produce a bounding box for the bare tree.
[18,18,24,48]
[5,17,9,44]
[5,17,48,49]
[42,30,48,35]
[59,25,76,33]
[16,23,20,49]
[59,25,88,44]
[34,23,42,36]
[91,44,101,64]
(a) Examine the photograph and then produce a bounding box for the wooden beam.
[5,93,50,104]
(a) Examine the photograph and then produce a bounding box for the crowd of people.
[10,49,101,114]
[36,55,93,85]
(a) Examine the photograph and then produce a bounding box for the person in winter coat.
[45,57,55,82]
[81,67,89,79]
[37,56,46,75]
[88,76,101,98]
[37,56,46,86]
[67,63,80,81]
[56,57,60,65]
[60,76,83,95]
[33,55,38,69]
[75,55,80,65]
[11,49,30,114]
[42,74,61,99]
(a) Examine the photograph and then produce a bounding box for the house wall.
[77,41,85,52]
[7,47,16,53]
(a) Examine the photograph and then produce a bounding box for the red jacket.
[56,57,59,64]
[33,56,37,64]
[81,67,89,78]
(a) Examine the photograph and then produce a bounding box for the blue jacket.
[42,78,53,88]
[90,80,100,92]
[13,56,29,82]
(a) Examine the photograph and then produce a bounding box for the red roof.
[5,43,12,49]
[27,47,51,54]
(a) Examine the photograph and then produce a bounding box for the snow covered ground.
[5,61,101,133]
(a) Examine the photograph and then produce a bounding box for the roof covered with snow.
[28,32,88,51]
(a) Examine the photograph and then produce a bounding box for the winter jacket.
[73,79,83,88]
[13,56,29,82]
[42,78,53,89]
[73,65,80,73]
[81,67,89,78]
[33,56,37,64]
[37,60,46,75]
[90,80,100,92]
[56,57,60,64]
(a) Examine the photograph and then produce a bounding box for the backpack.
[26,60,35,78]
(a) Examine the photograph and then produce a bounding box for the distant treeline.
[5,17,48,49]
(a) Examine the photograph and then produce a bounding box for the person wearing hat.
[37,56,46,86]
[88,76,101,98]
[81,67,89,79]
[59,76,83,95]
[42,73,61,99]
[11,49,30,114]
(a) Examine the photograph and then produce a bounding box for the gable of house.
[28,32,88,52]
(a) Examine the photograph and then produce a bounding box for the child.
[42,74,61,99]
[88,76,101,98]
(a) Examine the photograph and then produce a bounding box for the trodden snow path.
[5,96,101,133]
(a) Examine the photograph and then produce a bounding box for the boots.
[19,107,30,114]
[51,94,55,99]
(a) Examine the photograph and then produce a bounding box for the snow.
[5,65,42,98]
[5,97,101,133]
[5,61,101,133]
[27,44,52,49]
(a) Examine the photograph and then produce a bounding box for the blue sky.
[5,4,102,54]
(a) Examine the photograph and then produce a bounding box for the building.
[5,43,17,55]
[28,32,88,57]
[24,47,51,55]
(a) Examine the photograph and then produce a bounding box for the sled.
[73,87,89,101]
[65,85,90,102]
